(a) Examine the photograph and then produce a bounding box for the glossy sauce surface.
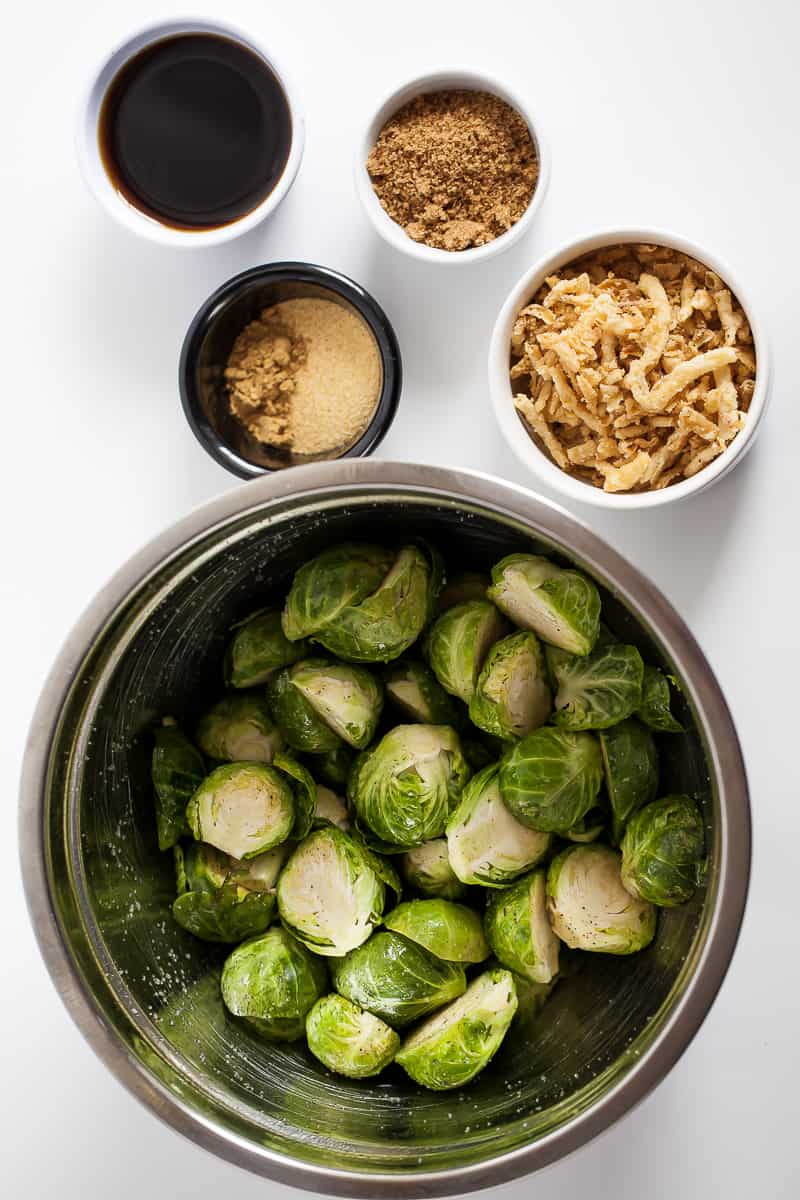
[98,34,292,230]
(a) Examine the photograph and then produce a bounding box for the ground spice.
[366,90,538,252]
[225,298,382,456]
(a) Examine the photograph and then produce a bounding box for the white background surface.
[3,1,798,1196]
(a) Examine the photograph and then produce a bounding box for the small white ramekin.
[489,228,770,509]
[76,18,305,248]
[355,70,550,266]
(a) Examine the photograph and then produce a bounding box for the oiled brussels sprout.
[395,968,517,1090]
[488,554,600,656]
[446,764,551,887]
[186,763,294,859]
[384,899,489,963]
[621,795,705,907]
[469,631,552,740]
[267,658,383,753]
[306,994,401,1079]
[637,665,684,733]
[599,718,659,843]
[195,694,283,763]
[384,659,462,726]
[224,609,308,688]
[548,643,645,731]
[546,844,656,954]
[151,720,205,850]
[499,727,603,835]
[172,842,278,943]
[425,601,508,704]
[436,571,490,613]
[400,839,466,900]
[331,931,466,1028]
[221,927,327,1041]
[282,543,394,642]
[276,827,390,956]
[484,870,560,984]
[348,725,471,850]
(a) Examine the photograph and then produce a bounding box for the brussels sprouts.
[314,785,350,831]
[331,931,466,1028]
[400,839,466,900]
[621,795,705,907]
[469,631,552,740]
[151,720,205,850]
[484,870,560,984]
[186,763,295,859]
[499,728,603,835]
[282,543,394,642]
[276,827,388,956]
[425,601,508,704]
[637,666,685,733]
[395,968,517,1090]
[446,764,551,887]
[221,927,327,1042]
[306,994,401,1078]
[272,751,317,840]
[227,843,291,891]
[267,658,382,753]
[384,899,489,963]
[546,844,656,954]
[488,554,600,656]
[314,545,440,664]
[224,609,309,688]
[384,659,462,726]
[196,694,284,763]
[548,643,645,731]
[172,842,277,943]
[599,718,659,843]
[308,744,354,788]
[436,571,490,612]
[348,725,471,850]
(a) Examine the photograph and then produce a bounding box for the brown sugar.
[366,90,538,252]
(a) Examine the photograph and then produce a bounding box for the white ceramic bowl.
[355,70,550,266]
[489,228,770,509]
[77,18,305,248]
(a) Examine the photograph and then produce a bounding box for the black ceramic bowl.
[179,263,402,478]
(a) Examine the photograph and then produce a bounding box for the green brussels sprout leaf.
[620,794,705,907]
[499,727,603,834]
[282,543,394,642]
[549,643,644,731]
[306,994,400,1078]
[599,717,659,843]
[488,554,600,656]
[637,665,685,733]
[331,930,466,1028]
[224,608,309,688]
[221,927,327,1041]
[384,899,489,963]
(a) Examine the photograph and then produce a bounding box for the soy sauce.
[98,34,292,230]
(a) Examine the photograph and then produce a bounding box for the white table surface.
[4,1,798,1195]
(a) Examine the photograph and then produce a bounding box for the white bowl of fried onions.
[489,230,769,508]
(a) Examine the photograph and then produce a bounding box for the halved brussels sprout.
[315,546,440,664]
[221,926,327,1042]
[548,643,645,731]
[282,543,394,642]
[348,725,471,850]
[621,794,705,907]
[307,744,354,788]
[267,658,382,753]
[599,718,659,843]
[546,844,656,954]
[195,694,284,763]
[276,827,388,956]
[313,785,350,831]
[446,764,551,887]
[469,631,552,740]
[484,870,560,984]
[425,601,508,704]
[224,609,309,688]
[384,899,489,963]
[499,727,603,835]
[436,571,490,613]
[384,660,462,726]
[151,720,205,850]
[400,839,466,900]
[331,931,466,1028]
[488,554,600,656]
[306,994,401,1079]
[172,842,277,943]
[395,968,517,1090]
[637,665,685,733]
[186,763,295,859]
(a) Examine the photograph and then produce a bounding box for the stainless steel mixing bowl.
[19,462,750,1196]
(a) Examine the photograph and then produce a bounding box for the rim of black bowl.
[179,262,402,479]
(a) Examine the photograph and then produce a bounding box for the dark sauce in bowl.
[98,33,292,230]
